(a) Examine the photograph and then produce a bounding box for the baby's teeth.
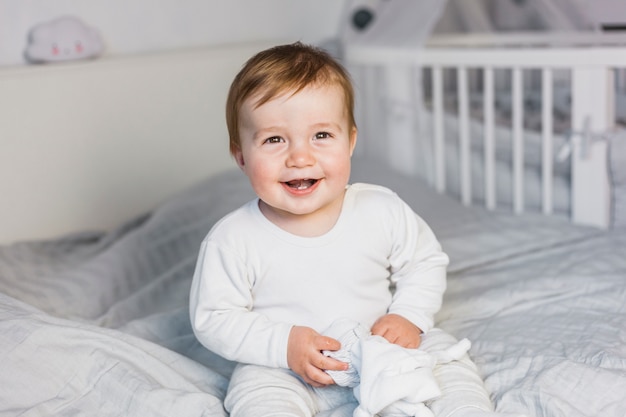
[287,179,315,189]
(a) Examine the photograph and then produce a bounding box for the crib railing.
[345,41,626,228]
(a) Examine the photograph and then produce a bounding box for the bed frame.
[345,32,626,230]
[0,41,280,244]
[2,35,623,244]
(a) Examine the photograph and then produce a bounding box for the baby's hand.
[287,326,348,387]
[371,313,422,348]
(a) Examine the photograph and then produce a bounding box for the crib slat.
[483,67,496,210]
[433,66,445,193]
[571,68,613,228]
[512,67,524,214]
[457,66,471,206]
[541,68,554,215]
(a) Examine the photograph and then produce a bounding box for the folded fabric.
[323,319,471,417]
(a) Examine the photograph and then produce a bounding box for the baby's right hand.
[287,325,348,387]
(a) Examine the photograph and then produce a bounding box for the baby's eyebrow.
[252,126,283,140]
[311,122,342,132]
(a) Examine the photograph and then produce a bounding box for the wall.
[0,0,348,66]
[590,0,626,27]
[0,1,349,243]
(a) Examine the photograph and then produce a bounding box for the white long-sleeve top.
[189,183,448,369]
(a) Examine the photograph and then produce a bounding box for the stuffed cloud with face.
[25,16,104,63]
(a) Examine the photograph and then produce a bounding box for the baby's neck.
[258,196,344,238]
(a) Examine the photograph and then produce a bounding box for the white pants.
[224,329,494,417]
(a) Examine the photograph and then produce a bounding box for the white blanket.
[323,320,474,417]
[1,159,624,416]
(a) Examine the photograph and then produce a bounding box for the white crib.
[344,32,626,229]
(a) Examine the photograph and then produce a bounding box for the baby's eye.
[263,136,283,144]
[315,132,332,139]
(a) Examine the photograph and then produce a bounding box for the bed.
[1,36,626,417]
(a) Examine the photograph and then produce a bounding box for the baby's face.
[235,83,357,232]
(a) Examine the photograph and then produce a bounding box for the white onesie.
[190,183,449,369]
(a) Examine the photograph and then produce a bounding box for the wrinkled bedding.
[438,231,626,417]
[1,159,624,417]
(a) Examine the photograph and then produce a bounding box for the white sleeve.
[189,239,293,369]
[387,198,449,334]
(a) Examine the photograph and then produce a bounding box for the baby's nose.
[287,143,315,167]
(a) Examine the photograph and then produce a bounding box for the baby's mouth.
[284,179,318,190]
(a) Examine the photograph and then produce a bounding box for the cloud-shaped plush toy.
[25,16,104,63]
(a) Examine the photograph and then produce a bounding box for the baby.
[190,41,494,416]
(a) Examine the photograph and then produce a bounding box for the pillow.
[24,16,104,63]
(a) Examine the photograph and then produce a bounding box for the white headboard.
[1,41,280,244]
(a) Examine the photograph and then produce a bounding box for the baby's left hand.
[371,313,422,349]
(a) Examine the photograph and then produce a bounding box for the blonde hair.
[225,41,356,156]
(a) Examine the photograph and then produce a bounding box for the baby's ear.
[233,149,246,170]
[349,127,358,156]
